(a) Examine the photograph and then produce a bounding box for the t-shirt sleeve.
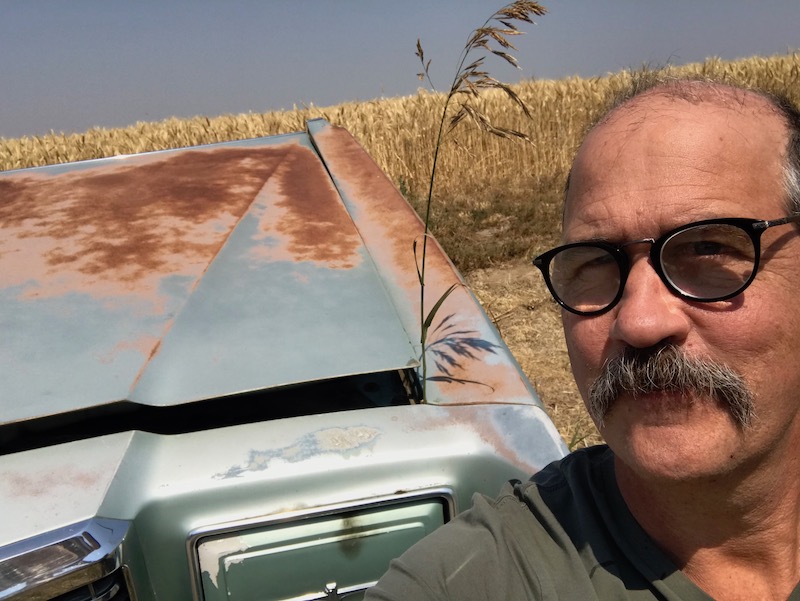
[364,490,542,601]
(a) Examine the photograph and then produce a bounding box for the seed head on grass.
[417,1,546,143]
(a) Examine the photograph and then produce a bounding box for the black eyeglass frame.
[533,215,800,316]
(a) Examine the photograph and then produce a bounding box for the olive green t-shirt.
[366,445,800,600]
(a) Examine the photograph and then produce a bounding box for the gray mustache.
[587,345,755,429]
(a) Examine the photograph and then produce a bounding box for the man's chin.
[600,396,746,481]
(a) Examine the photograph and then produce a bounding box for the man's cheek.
[563,321,605,394]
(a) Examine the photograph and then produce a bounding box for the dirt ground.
[465,260,603,449]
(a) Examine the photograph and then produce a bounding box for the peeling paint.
[314,427,381,451]
[198,535,250,589]
[215,427,382,479]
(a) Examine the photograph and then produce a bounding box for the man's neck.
[615,454,800,601]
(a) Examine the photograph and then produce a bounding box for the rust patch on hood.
[0,144,298,308]
[2,465,106,499]
[308,126,451,295]
[248,144,362,269]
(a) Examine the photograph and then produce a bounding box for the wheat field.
[3,53,799,445]
[6,54,800,189]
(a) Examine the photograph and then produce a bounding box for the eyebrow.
[563,215,721,246]
[562,234,622,246]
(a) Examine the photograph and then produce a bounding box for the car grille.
[0,519,129,601]
[49,569,130,601]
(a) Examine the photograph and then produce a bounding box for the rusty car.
[0,119,567,601]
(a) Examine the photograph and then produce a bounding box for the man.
[366,77,800,600]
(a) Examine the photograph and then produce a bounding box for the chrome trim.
[89,580,119,601]
[282,579,377,601]
[0,518,129,600]
[122,565,138,601]
[186,487,456,601]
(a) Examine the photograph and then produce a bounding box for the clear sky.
[2,0,798,139]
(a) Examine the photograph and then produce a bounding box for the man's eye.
[671,240,736,258]
[692,241,725,256]
[567,250,616,274]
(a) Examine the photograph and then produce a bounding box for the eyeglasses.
[533,215,800,316]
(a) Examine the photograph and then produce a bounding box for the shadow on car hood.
[0,127,418,426]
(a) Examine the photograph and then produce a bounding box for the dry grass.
[3,52,799,446]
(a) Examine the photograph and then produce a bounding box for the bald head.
[564,79,800,222]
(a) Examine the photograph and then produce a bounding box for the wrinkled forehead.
[563,87,789,230]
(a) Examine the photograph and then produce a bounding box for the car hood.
[0,121,418,426]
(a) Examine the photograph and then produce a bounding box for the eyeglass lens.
[549,246,620,313]
[660,223,756,298]
[548,223,757,313]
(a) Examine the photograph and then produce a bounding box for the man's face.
[562,92,800,481]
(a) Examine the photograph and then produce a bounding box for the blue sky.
[2,1,798,139]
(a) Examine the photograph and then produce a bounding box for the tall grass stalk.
[414,0,546,401]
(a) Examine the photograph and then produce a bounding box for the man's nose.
[609,256,691,349]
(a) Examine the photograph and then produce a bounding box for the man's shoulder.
[481,444,613,536]
[486,445,618,561]
[511,444,615,515]
[524,442,613,490]
[366,446,621,600]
